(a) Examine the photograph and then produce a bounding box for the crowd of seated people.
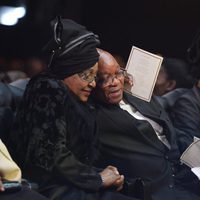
[0,17,200,200]
[0,56,45,84]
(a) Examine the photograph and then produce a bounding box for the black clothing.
[0,82,25,144]
[0,81,25,110]
[95,93,200,200]
[0,107,13,144]
[0,186,48,200]
[9,74,137,200]
[155,88,188,114]
[171,85,200,153]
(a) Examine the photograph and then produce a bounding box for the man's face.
[63,63,98,102]
[154,67,169,96]
[95,54,124,104]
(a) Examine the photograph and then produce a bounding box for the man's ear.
[166,80,176,92]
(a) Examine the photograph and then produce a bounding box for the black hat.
[43,16,100,79]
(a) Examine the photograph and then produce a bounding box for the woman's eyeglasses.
[78,69,98,83]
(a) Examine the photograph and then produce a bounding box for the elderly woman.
[9,18,135,200]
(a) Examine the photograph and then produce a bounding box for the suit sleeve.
[171,96,200,153]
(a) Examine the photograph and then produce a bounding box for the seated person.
[8,18,136,200]
[170,57,200,152]
[154,57,194,112]
[0,81,26,144]
[0,139,48,200]
[91,49,200,200]
[154,57,194,96]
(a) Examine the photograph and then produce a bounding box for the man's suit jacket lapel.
[124,93,173,152]
[98,103,166,155]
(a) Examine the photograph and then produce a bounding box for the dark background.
[0,0,200,62]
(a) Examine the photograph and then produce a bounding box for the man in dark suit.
[170,80,200,153]
[92,49,200,200]
[170,57,200,153]
[170,30,200,153]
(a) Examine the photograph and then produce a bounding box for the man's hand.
[124,72,134,92]
[100,165,124,190]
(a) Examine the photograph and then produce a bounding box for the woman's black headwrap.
[43,16,100,79]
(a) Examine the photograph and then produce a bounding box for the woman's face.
[62,63,98,102]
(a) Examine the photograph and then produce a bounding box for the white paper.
[180,137,200,168]
[193,136,200,142]
[191,167,200,180]
[125,46,163,102]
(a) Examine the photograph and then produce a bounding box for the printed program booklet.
[125,46,163,102]
[180,137,200,179]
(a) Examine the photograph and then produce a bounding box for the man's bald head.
[93,49,124,104]
[97,49,120,74]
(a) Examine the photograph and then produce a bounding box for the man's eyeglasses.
[78,69,98,83]
[97,68,127,87]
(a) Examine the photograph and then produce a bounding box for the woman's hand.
[99,165,124,190]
